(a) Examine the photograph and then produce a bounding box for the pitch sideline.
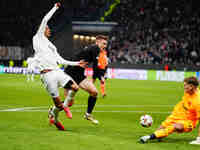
[0,105,172,114]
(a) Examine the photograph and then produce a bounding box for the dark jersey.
[71,44,100,64]
[64,44,100,84]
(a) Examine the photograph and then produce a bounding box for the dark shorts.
[64,66,86,84]
[92,68,106,80]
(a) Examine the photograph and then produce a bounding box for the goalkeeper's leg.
[140,122,186,143]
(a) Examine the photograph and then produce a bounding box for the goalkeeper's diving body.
[140,76,200,145]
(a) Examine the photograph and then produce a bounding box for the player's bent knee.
[64,80,74,89]
[90,90,98,97]
[71,83,79,92]
[56,103,63,110]
[174,123,184,132]
[53,97,63,110]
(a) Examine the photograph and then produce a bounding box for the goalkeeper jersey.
[170,89,200,125]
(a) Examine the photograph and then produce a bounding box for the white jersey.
[33,5,78,72]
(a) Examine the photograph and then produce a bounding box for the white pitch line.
[0,107,42,112]
[0,105,172,114]
[0,109,171,114]
[0,104,174,109]
[0,105,174,112]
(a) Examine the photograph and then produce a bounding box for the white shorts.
[40,69,72,97]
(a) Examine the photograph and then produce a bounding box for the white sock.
[52,106,60,123]
[63,90,75,107]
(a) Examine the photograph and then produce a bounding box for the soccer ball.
[140,114,153,127]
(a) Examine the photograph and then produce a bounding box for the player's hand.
[55,2,61,8]
[189,136,200,145]
[78,60,88,68]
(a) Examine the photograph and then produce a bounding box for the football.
[140,114,153,127]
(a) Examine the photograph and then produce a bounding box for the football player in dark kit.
[64,35,108,124]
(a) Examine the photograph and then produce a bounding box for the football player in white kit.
[32,2,87,130]
[26,56,38,82]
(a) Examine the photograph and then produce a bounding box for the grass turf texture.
[0,74,199,150]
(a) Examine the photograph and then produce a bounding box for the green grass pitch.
[0,74,199,150]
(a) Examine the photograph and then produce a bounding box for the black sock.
[87,96,97,114]
[150,134,156,139]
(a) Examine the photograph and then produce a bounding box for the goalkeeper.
[140,76,200,145]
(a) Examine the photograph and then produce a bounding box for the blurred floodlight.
[73,34,79,39]
[80,35,84,40]
[91,37,96,40]
[85,36,90,40]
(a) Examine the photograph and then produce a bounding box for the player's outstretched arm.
[61,59,88,68]
[78,60,88,68]
[37,2,61,35]
[53,44,88,67]
[53,49,79,66]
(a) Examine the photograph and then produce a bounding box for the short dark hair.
[184,76,199,87]
[96,35,108,41]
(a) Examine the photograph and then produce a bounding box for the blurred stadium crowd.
[106,0,200,66]
[0,0,200,67]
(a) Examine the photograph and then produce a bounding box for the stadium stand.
[0,0,200,69]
